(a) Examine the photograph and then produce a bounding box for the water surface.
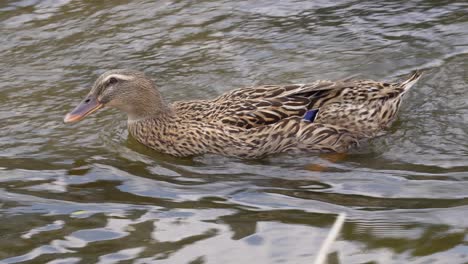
[1,0,468,263]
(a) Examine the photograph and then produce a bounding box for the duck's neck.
[127,103,174,123]
[124,91,175,123]
[127,102,178,156]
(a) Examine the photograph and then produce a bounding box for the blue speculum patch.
[303,109,319,122]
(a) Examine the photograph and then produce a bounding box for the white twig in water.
[314,213,346,264]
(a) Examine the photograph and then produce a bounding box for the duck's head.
[64,69,170,123]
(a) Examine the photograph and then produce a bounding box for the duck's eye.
[108,77,118,85]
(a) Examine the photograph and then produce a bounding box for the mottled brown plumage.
[64,70,422,158]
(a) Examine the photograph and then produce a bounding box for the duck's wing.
[172,81,354,128]
[208,81,353,128]
[172,71,422,129]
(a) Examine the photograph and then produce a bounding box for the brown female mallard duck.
[64,70,422,158]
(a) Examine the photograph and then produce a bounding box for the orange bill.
[64,95,103,123]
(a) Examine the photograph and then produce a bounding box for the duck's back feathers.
[173,71,422,136]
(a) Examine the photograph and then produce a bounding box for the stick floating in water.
[314,212,346,264]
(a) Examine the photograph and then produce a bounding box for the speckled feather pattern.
[126,71,422,158]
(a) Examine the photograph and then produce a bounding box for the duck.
[64,70,422,158]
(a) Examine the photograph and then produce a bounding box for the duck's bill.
[64,96,103,123]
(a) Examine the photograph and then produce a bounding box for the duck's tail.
[400,70,423,94]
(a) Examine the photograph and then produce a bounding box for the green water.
[1,0,467,263]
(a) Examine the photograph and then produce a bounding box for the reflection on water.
[0,0,468,263]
